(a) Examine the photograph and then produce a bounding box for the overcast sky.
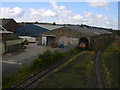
[0,0,118,29]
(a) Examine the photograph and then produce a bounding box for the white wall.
[19,36,36,43]
[42,36,47,45]
[68,38,78,45]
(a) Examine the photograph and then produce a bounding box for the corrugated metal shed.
[15,24,49,37]
[66,26,112,36]
[35,24,64,30]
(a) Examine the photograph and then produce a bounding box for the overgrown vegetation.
[102,40,120,88]
[31,50,64,70]
[2,47,80,88]
[37,51,94,88]
[112,30,120,36]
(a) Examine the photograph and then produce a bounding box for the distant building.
[0,26,23,54]
[0,18,20,32]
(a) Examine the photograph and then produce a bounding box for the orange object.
[51,42,58,48]
[79,44,86,48]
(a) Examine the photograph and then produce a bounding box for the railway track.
[93,47,110,88]
[11,50,81,89]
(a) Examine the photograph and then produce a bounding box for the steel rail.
[93,47,110,88]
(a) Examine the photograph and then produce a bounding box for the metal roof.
[35,24,64,30]
[0,18,14,26]
[15,24,49,37]
[19,36,36,39]
[65,26,112,36]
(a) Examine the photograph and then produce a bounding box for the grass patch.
[65,47,80,56]
[102,41,120,88]
[2,65,32,88]
[37,51,94,88]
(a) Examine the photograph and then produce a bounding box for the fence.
[2,54,40,76]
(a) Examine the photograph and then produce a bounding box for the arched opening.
[79,37,89,49]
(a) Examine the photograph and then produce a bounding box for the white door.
[42,36,47,45]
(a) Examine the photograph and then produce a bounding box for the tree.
[53,22,56,25]
[35,21,38,24]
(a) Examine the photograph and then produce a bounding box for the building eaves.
[34,24,64,30]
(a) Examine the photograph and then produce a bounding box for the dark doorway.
[47,36,55,45]
[79,37,89,49]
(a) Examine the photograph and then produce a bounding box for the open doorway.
[47,36,55,45]
[79,37,89,49]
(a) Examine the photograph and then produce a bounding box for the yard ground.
[2,43,77,76]
[36,51,94,88]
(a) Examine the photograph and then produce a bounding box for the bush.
[53,50,64,60]
[3,77,10,87]
[31,58,45,70]
[40,49,54,64]
[31,50,64,70]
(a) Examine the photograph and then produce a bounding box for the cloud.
[50,1,72,17]
[49,1,117,29]
[82,12,118,29]
[86,0,109,8]
[72,15,83,21]
[50,1,66,12]
[29,8,56,17]
[0,7,24,18]
[28,8,57,22]
[3,1,116,29]
[56,19,64,23]
[50,1,84,23]
[50,1,112,27]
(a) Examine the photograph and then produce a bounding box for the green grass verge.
[3,65,32,88]
[37,51,94,88]
[102,41,120,88]
[2,48,80,88]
